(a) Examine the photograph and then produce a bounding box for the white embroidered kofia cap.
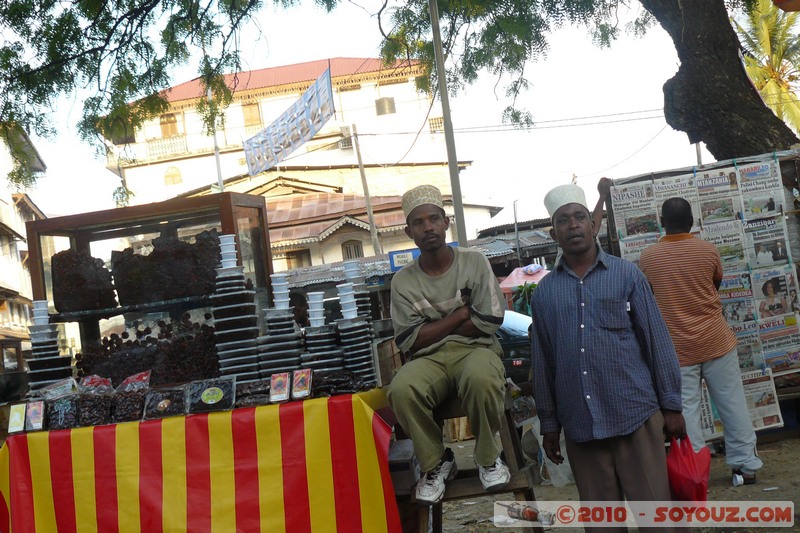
[544,184,589,219]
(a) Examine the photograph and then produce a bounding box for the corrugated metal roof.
[286,255,393,288]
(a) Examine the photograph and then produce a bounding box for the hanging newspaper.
[610,181,659,239]
[243,68,335,176]
[743,215,790,269]
[759,319,800,375]
[736,331,766,371]
[719,271,758,334]
[618,233,659,265]
[751,265,795,320]
[653,173,701,232]
[696,167,740,225]
[700,220,747,273]
[738,161,785,220]
[699,368,783,442]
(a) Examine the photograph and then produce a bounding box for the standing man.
[640,197,763,484]
[530,184,685,519]
[387,184,510,505]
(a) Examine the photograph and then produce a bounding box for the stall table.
[0,391,401,533]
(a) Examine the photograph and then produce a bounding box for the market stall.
[0,390,401,533]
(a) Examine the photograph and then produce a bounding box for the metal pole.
[695,143,703,166]
[352,124,383,255]
[513,199,522,266]
[429,0,468,247]
[208,87,225,191]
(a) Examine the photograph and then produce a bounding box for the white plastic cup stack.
[271,272,290,308]
[32,300,49,326]
[219,234,238,268]
[337,282,358,319]
[306,291,326,327]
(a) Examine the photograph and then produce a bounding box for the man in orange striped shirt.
[639,197,762,484]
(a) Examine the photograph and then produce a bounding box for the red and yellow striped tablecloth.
[0,392,401,533]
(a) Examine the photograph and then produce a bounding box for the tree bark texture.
[640,0,799,160]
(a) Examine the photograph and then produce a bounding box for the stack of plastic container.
[257,272,302,377]
[212,234,260,384]
[301,291,344,372]
[26,300,71,391]
[336,282,377,386]
[342,260,373,331]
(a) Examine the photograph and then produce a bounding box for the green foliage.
[0,0,266,187]
[733,0,800,133]
[512,281,536,316]
[377,0,628,126]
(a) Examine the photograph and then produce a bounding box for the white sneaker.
[478,455,510,491]
[416,448,457,505]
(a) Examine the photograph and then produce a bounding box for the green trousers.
[387,341,507,472]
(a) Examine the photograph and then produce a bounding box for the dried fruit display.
[51,249,117,312]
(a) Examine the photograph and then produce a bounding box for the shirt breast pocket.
[596,299,630,330]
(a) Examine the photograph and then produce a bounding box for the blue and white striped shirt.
[530,249,682,442]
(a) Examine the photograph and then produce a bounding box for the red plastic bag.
[667,437,711,503]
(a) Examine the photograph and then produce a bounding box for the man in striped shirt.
[639,197,763,484]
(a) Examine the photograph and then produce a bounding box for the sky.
[26,0,715,229]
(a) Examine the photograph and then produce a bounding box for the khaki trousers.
[387,342,506,472]
[565,411,674,533]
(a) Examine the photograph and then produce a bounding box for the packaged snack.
[25,400,45,432]
[187,377,236,413]
[291,369,312,400]
[269,373,290,403]
[78,375,114,426]
[112,371,151,423]
[143,387,187,420]
[46,394,80,430]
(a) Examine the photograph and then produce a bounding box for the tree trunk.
[640,0,799,160]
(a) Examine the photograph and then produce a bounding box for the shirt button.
[586,395,591,399]
[580,348,585,352]
[580,324,584,329]
[583,371,587,375]
[581,303,585,307]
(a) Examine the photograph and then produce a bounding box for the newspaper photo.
[719,271,758,334]
[701,220,747,273]
[619,234,660,265]
[743,216,791,269]
[610,182,659,238]
[751,265,796,320]
[652,173,701,232]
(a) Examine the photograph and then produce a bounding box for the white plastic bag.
[529,415,575,487]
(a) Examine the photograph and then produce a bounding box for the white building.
[104,58,502,267]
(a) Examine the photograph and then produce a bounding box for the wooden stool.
[414,392,543,533]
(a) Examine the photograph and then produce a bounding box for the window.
[286,249,312,269]
[242,103,262,127]
[160,113,179,138]
[342,240,364,260]
[375,97,396,116]
[164,166,182,185]
[429,116,444,133]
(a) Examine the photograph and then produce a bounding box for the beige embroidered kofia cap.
[544,184,589,219]
[402,184,444,218]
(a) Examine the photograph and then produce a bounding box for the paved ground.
[436,434,800,532]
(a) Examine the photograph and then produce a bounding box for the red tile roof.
[165,57,417,103]
[266,192,403,226]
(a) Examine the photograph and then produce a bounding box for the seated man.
[387,184,510,505]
